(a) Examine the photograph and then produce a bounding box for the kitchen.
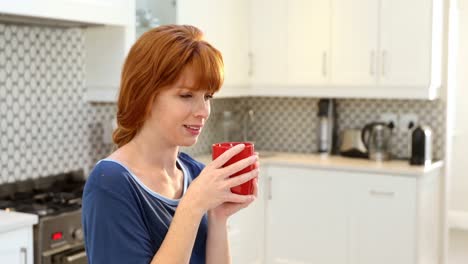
[0,0,466,263]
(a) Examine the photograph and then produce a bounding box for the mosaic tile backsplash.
[0,22,446,183]
[215,97,446,160]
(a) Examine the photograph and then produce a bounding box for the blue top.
[82,152,207,264]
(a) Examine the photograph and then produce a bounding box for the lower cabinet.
[228,175,266,264]
[230,164,441,264]
[265,167,349,264]
[0,227,34,264]
[348,173,416,264]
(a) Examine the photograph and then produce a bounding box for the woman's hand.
[181,144,259,216]
[208,176,258,222]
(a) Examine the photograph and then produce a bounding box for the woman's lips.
[184,125,202,135]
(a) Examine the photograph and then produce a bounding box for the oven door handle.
[64,251,87,263]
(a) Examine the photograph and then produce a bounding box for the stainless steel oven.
[0,170,87,264]
[36,210,86,264]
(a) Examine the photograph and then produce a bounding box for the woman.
[82,25,259,264]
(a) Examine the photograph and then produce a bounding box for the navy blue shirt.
[82,152,207,264]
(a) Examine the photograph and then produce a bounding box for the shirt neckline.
[98,157,189,205]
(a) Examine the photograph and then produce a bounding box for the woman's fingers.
[225,168,259,188]
[220,155,258,178]
[209,144,245,169]
[227,192,255,204]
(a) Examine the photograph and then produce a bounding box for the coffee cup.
[212,142,255,195]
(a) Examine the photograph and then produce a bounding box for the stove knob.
[73,228,84,240]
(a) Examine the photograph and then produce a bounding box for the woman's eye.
[180,94,192,98]
[205,94,214,100]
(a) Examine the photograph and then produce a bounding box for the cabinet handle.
[322,51,327,76]
[381,50,387,76]
[248,52,254,77]
[370,50,375,76]
[268,177,272,200]
[20,247,27,264]
[369,189,395,197]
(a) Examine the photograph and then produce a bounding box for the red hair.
[113,25,224,148]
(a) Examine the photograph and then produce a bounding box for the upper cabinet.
[250,0,331,90]
[0,1,135,103]
[2,0,444,101]
[287,0,331,87]
[249,0,288,88]
[177,0,250,97]
[330,0,443,99]
[250,0,444,99]
[330,0,378,87]
[0,0,131,26]
[378,0,442,96]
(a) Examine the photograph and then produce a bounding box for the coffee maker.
[410,126,432,166]
[317,99,337,154]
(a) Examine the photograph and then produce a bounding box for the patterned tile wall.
[0,22,446,183]
[218,97,446,160]
[0,23,88,184]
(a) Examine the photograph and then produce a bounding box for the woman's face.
[145,66,213,147]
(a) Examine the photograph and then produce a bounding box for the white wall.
[449,0,468,263]
[450,0,468,212]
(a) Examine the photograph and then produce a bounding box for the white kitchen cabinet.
[330,0,378,87]
[249,0,443,99]
[229,174,265,264]
[0,211,37,264]
[330,0,443,99]
[0,1,135,103]
[87,0,251,102]
[265,166,349,264]
[287,0,331,86]
[348,173,416,264]
[379,0,432,87]
[263,165,441,264]
[249,0,288,88]
[0,227,33,264]
[0,0,131,26]
[177,0,250,97]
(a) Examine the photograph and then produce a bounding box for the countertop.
[194,152,444,177]
[0,210,38,233]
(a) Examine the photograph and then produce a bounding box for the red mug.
[212,142,255,195]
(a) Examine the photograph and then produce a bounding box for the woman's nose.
[193,98,210,118]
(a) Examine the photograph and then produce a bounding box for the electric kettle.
[361,122,393,161]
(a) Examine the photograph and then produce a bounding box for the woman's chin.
[179,138,198,147]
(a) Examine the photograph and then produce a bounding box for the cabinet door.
[330,0,379,86]
[0,228,33,264]
[287,0,331,86]
[379,0,433,87]
[229,173,265,264]
[265,167,349,264]
[177,0,249,91]
[250,0,288,87]
[349,174,416,264]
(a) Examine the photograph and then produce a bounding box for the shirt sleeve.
[82,176,155,264]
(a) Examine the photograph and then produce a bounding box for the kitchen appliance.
[361,122,393,161]
[317,98,337,154]
[0,170,87,264]
[339,129,368,158]
[410,125,432,165]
